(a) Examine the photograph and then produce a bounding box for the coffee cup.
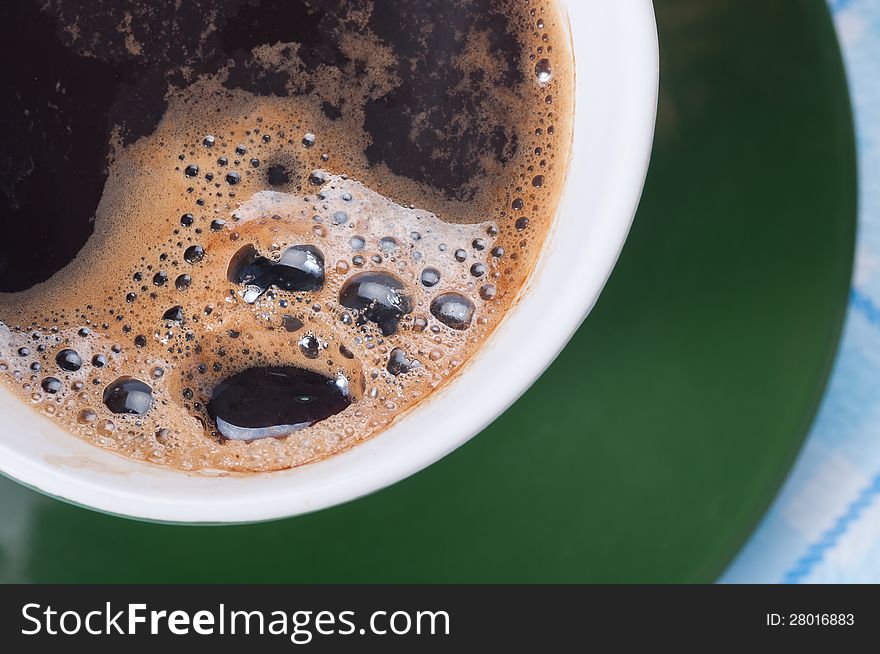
[0,0,658,523]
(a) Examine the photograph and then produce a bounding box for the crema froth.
[0,0,573,472]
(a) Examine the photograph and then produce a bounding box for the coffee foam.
[0,0,573,471]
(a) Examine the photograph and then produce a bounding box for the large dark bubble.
[339,271,413,336]
[207,366,352,441]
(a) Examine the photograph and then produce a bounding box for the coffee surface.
[0,0,573,472]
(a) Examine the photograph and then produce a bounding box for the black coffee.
[0,0,573,471]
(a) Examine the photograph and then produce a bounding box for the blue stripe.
[782,472,880,583]
[850,287,880,325]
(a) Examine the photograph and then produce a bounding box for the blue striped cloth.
[723,0,880,583]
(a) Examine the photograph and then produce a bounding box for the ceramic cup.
[0,0,659,523]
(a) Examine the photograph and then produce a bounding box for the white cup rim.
[0,0,659,523]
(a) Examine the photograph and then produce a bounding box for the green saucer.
[0,0,855,583]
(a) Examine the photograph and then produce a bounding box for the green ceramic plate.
[0,0,855,582]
